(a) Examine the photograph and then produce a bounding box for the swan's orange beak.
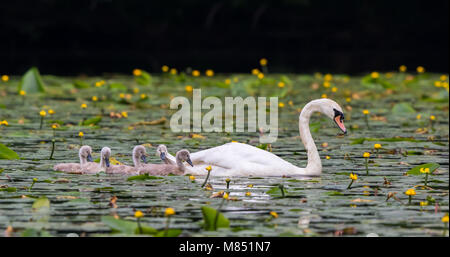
[334,115,347,134]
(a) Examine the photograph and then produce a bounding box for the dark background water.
[1,0,448,75]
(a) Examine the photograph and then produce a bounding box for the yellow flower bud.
[165,208,175,216]
[133,69,142,76]
[134,210,144,218]
[260,58,268,66]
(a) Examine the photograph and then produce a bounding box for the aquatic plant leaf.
[351,138,366,145]
[101,216,138,234]
[392,102,416,114]
[201,206,230,231]
[135,71,152,85]
[109,83,127,91]
[73,80,90,89]
[127,174,164,181]
[18,67,46,93]
[82,116,102,126]
[0,143,20,160]
[266,186,288,197]
[32,196,50,211]
[135,226,158,235]
[154,229,182,237]
[101,216,157,235]
[0,187,17,192]
[21,228,52,237]
[406,163,440,176]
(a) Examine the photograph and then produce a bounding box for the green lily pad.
[0,143,20,160]
[101,216,157,235]
[18,67,46,93]
[406,163,440,176]
[201,206,230,231]
[127,174,164,181]
[392,102,416,114]
[154,229,182,237]
[32,196,50,211]
[82,116,102,126]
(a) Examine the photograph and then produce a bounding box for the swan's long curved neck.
[79,153,87,165]
[298,103,322,175]
[133,151,141,167]
[99,157,106,168]
[175,153,186,173]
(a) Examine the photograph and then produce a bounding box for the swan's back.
[81,162,104,174]
[187,142,302,176]
[138,163,184,176]
[106,164,138,175]
[53,163,82,173]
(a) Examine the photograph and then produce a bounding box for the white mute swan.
[53,145,95,173]
[139,149,193,176]
[161,98,346,177]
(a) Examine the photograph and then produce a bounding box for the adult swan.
[163,98,347,177]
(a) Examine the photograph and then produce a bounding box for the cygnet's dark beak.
[104,157,110,167]
[160,152,166,161]
[141,155,147,164]
[186,158,194,167]
[87,154,93,162]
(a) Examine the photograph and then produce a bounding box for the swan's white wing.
[187,142,302,176]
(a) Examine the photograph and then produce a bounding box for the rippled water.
[0,74,448,236]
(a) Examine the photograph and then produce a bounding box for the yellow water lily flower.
[405,188,416,196]
[251,69,260,75]
[39,110,47,117]
[192,70,200,77]
[269,211,278,218]
[260,58,268,66]
[133,69,142,76]
[363,152,370,158]
[134,210,144,218]
[161,65,169,72]
[349,173,358,180]
[165,208,175,216]
[420,167,430,174]
[416,66,425,73]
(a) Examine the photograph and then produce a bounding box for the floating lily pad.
[201,206,230,231]
[0,143,20,160]
[406,163,440,176]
